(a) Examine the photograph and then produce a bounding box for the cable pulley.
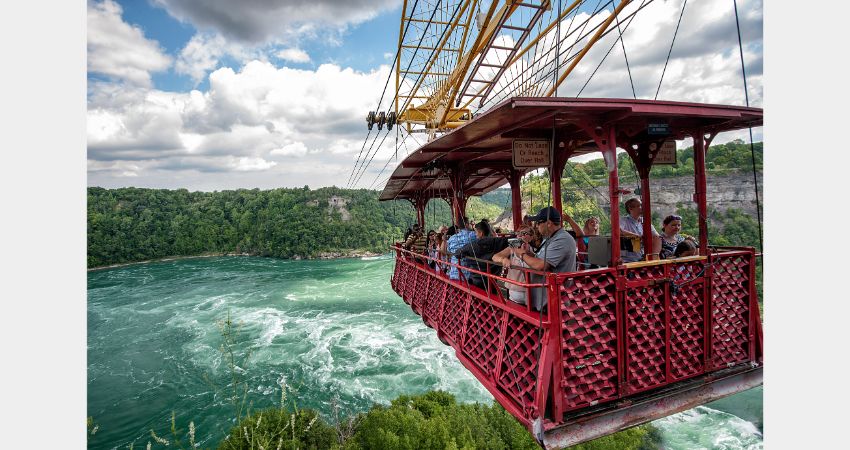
[366,111,396,130]
[386,111,397,130]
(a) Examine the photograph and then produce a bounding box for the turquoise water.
[87,256,762,449]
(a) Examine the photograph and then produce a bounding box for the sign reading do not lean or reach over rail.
[513,139,550,168]
[652,140,678,165]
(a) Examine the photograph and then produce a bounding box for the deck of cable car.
[390,243,762,448]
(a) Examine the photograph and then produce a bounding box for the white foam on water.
[654,406,763,450]
[238,307,290,347]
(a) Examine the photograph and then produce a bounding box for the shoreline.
[87,250,387,272]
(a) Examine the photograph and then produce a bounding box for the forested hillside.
[88,141,762,268]
[87,187,499,268]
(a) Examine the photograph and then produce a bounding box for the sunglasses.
[517,231,531,236]
[666,215,682,221]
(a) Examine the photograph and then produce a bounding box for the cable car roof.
[379,97,762,201]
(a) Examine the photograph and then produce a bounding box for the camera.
[508,238,522,248]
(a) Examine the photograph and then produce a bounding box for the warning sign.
[653,140,678,165]
[512,140,550,168]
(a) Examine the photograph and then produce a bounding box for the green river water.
[87,256,763,449]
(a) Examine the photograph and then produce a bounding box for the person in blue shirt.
[447,217,477,281]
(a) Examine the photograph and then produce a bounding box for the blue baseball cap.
[527,206,561,224]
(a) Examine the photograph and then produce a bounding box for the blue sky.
[87,0,764,191]
[106,0,402,93]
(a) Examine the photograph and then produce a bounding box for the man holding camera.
[507,206,576,311]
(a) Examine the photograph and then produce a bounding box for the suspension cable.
[352,129,393,187]
[613,0,637,99]
[368,127,413,190]
[733,0,763,252]
[576,0,648,97]
[348,0,421,188]
[350,0,427,188]
[655,0,688,100]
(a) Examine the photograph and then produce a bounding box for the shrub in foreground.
[218,408,336,450]
[218,390,662,450]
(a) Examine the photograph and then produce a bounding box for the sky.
[87,0,764,191]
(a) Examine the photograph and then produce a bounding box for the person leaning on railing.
[447,217,477,281]
[491,225,537,306]
[402,224,428,256]
[455,220,510,290]
[502,207,576,311]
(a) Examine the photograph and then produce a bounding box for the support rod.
[509,169,524,231]
[693,131,709,253]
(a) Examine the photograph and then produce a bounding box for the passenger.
[673,239,698,258]
[476,219,494,237]
[438,226,455,274]
[492,226,536,305]
[619,198,661,262]
[659,214,697,259]
[508,207,576,311]
[426,230,438,268]
[447,217,477,281]
[455,220,510,290]
[402,224,428,258]
[563,213,600,268]
[433,232,445,272]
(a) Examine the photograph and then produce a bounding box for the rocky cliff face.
[491,171,763,230]
[587,171,764,217]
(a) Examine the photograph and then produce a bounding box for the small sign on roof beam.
[513,139,550,168]
[652,140,678,165]
[648,123,670,135]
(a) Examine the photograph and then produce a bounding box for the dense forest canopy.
[88,141,762,268]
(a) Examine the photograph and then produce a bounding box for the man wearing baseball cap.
[508,206,576,311]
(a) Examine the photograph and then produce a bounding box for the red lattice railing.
[463,301,503,375]
[559,269,619,411]
[390,245,762,432]
[710,251,754,369]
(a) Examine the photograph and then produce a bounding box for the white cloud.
[88,59,391,188]
[175,33,228,84]
[233,156,277,171]
[271,142,308,156]
[153,0,398,44]
[276,48,311,63]
[87,0,172,87]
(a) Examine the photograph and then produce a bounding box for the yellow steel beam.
[400,106,469,124]
[436,0,508,125]
[406,18,470,26]
[395,0,407,118]
[507,0,580,68]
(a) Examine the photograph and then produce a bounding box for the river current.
[87,256,763,449]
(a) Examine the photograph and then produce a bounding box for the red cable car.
[380,97,763,448]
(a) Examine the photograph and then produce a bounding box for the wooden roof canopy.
[379,97,763,201]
